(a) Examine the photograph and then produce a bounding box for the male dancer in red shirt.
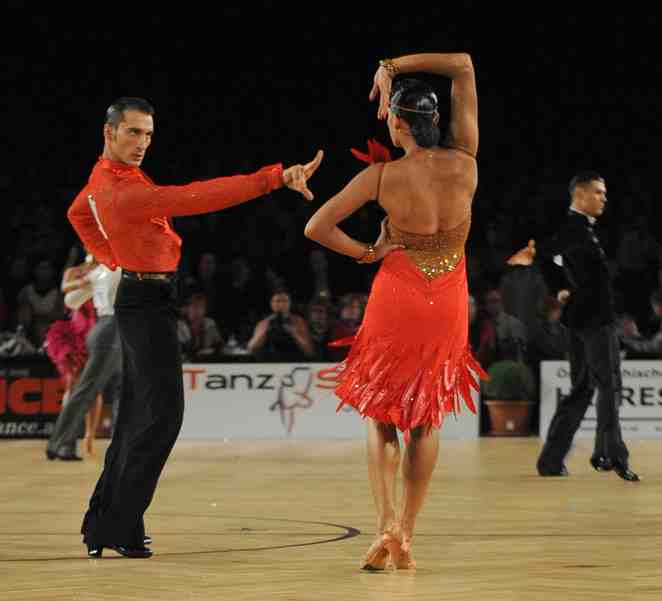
[69,97,322,558]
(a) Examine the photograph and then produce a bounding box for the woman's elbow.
[304,218,320,241]
[454,53,473,74]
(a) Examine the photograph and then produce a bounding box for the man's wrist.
[261,163,284,190]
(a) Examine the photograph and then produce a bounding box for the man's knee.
[560,388,595,410]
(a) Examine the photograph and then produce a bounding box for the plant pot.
[484,400,533,436]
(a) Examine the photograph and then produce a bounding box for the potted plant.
[482,360,536,436]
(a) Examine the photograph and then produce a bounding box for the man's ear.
[103,123,114,142]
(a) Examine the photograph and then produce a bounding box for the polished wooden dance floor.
[1,438,660,600]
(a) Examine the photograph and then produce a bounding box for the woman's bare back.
[378,147,477,234]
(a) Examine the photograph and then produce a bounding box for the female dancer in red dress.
[305,53,485,570]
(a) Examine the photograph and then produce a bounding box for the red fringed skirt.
[45,300,96,380]
[331,252,487,441]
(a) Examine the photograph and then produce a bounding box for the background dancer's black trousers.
[538,324,628,471]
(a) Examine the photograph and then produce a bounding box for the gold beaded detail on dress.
[387,217,471,279]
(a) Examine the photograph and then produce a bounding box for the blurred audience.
[247,289,315,361]
[621,288,662,358]
[177,292,224,362]
[16,257,65,347]
[307,296,333,361]
[328,293,366,361]
[474,287,527,368]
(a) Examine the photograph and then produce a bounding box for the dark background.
[2,10,660,298]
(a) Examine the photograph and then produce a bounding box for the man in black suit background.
[508,172,639,481]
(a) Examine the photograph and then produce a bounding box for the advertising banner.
[540,360,662,439]
[179,363,480,440]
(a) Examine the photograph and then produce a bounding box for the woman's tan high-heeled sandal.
[360,533,391,571]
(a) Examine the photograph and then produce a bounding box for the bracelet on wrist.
[379,58,398,78]
[356,244,377,264]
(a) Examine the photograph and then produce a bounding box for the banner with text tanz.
[179,363,480,440]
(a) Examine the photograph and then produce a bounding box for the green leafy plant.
[482,360,535,401]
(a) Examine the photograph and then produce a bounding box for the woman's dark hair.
[389,78,440,148]
[105,97,155,128]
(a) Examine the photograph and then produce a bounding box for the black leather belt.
[122,270,176,282]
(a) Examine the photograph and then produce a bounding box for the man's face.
[104,109,153,166]
[653,301,662,319]
[341,300,362,322]
[186,299,207,321]
[549,308,562,322]
[485,291,502,318]
[309,305,328,328]
[576,179,607,218]
[271,293,291,315]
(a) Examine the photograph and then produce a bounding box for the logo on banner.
[269,367,314,433]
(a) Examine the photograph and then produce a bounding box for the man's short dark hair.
[105,97,155,128]
[568,171,604,196]
[651,288,662,306]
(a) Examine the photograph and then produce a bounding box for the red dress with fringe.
[331,140,487,441]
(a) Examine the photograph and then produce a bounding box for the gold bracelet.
[379,58,398,78]
[356,244,376,264]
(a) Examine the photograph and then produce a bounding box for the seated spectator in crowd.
[470,294,496,368]
[615,216,660,325]
[621,289,662,358]
[500,262,548,333]
[468,294,480,351]
[218,256,267,345]
[466,255,486,302]
[16,257,64,347]
[177,293,224,362]
[247,289,314,361]
[328,293,366,361]
[307,296,333,361]
[194,251,222,319]
[528,295,569,364]
[474,287,528,368]
[526,295,570,427]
